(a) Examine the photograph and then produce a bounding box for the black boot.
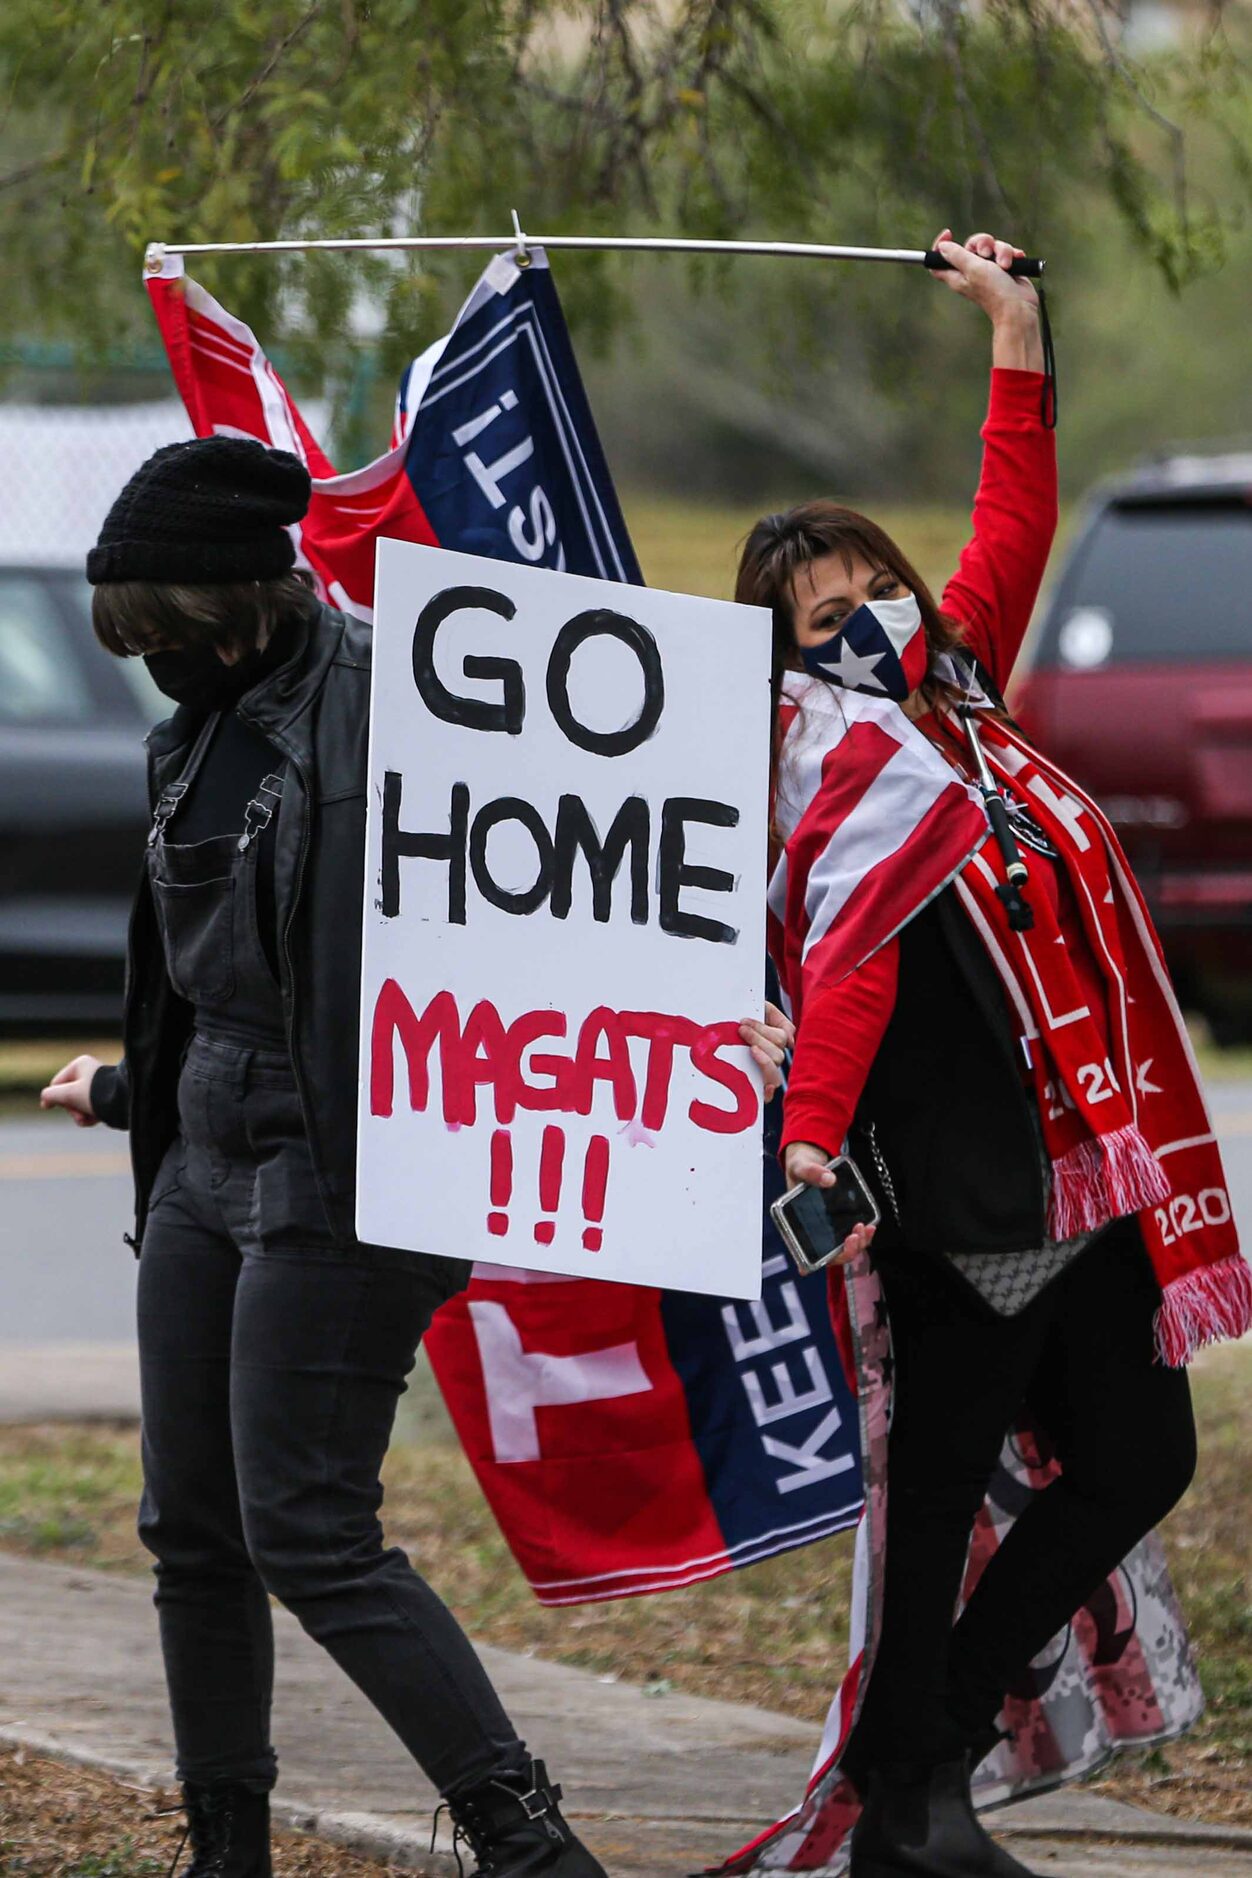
[444,1758,607,1878]
[848,1757,1041,1877]
[170,1783,272,1878]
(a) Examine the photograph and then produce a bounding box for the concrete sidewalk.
[1,1555,1249,1877]
[0,1341,140,1421]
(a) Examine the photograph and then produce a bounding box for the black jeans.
[136,1033,528,1795]
[846,1219,1197,1771]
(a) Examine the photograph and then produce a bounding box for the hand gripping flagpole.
[143,226,1045,278]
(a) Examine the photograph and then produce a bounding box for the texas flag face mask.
[799,592,929,702]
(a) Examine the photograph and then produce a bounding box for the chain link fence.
[0,345,190,569]
[0,344,340,570]
[0,399,193,569]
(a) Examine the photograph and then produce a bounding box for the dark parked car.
[0,563,161,1031]
[1012,452,1252,1044]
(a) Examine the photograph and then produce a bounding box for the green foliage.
[0,0,1247,369]
[0,1430,142,1563]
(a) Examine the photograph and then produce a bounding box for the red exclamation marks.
[581,1136,610,1252]
[533,1126,565,1245]
[487,1130,512,1237]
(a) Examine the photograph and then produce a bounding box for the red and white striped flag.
[767,673,988,1020]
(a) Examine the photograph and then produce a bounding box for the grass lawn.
[0,1343,1247,1829]
[622,490,983,610]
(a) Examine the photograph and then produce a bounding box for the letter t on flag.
[468,1300,651,1464]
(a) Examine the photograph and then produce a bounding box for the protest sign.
[357,538,771,1299]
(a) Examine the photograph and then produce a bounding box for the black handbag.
[865,1114,1105,1318]
[944,1227,1100,1316]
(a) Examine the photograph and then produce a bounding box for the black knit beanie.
[86,436,312,586]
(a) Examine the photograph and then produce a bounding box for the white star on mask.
[814,636,888,692]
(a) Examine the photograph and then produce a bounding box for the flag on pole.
[144,244,867,1600]
[145,248,640,615]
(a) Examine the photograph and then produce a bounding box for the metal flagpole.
[144,228,1045,278]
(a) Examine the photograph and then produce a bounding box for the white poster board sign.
[357,539,771,1300]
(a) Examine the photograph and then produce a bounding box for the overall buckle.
[236,772,285,853]
[147,781,188,847]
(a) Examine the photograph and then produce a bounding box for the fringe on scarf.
[1154,1254,1252,1367]
[1048,1124,1172,1241]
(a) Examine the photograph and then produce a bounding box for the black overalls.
[136,706,528,1797]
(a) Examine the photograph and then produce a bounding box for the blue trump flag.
[394,250,642,584]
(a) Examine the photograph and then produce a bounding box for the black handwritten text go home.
[380,584,742,945]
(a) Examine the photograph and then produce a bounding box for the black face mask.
[142,641,268,710]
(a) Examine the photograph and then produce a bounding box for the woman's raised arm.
[930,230,1058,693]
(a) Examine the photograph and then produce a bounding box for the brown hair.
[735,500,967,717]
[735,501,973,855]
[91,569,319,662]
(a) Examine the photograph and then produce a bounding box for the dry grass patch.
[0,1424,144,1569]
[0,1743,395,1877]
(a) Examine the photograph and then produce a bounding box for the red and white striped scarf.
[768,670,1250,1365]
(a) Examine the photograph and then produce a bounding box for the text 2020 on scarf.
[768,662,1251,1366]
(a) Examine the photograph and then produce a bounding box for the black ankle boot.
[848,1757,1040,1877]
[172,1783,272,1878]
[444,1759,607,1878]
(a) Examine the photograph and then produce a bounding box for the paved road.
[0,1082,1248,1414]
[0,1114,137,1343]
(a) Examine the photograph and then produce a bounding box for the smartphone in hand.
[770,1155,881,1276]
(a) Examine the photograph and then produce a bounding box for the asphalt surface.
[1,1079,1250,1358]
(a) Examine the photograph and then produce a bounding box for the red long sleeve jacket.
[781,368,1059,1162]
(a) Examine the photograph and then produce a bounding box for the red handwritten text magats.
[369,979,758,1136]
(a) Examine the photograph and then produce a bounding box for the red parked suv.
[1012,452,1252,1045]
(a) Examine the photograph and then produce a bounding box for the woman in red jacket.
[735,230,1249,1878]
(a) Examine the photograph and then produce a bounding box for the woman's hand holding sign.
[740,1000,793,1102]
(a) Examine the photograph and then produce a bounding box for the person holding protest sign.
[737,228,1248,1878]
[40,436,794,1878]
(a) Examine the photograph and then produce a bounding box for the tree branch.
[0,151,64,192]
[1084,0,1190,230]
[934,0,1012,218]
[210,3,323,132]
